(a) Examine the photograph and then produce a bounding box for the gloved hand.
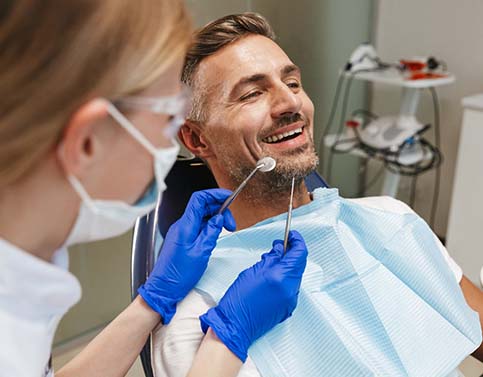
[199,230,308,362]
[138,189,236,324]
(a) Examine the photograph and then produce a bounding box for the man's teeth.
[263,127,303,143]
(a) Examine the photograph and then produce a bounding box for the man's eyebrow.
[230,73,267,98]
[282,64,301,76]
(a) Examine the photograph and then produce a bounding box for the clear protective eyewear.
[114,84,192,138]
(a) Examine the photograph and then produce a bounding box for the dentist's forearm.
[56,295,160,377]
[187,328,243,377]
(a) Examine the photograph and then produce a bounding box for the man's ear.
[178,120,214,159]
[56,99,110,178]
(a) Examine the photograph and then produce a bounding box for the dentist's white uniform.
[0,238,81,377]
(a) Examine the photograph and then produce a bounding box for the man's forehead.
[197,35,294,95]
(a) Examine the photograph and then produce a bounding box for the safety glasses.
[114,85,192,138]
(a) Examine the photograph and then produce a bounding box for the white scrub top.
[0,238,81,377]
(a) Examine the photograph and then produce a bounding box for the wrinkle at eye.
[240,90,263,101]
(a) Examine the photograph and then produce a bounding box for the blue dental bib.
[196,188,481,377]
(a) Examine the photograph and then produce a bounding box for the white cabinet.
[446,94,483,286]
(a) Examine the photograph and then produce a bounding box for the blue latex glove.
[200,230,308,362]
[138,189,236,324]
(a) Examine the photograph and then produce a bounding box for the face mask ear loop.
[67,175,99,214]
[106,102,158,156]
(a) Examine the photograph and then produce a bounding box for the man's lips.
[261,122,305,144]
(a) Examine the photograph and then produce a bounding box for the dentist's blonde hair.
[0,0,191,188]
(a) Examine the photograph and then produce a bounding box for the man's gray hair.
[181,13,276,122]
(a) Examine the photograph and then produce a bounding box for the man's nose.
[271,84,302,118]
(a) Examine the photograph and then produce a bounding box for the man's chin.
[273,142,311,157]
[262,152,319,189]
[277,161,318,180]
[262,142,318,173]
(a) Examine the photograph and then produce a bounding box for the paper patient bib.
[196,188,481,377]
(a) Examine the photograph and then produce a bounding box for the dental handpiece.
[217,157,276,215]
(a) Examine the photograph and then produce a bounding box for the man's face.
[196,34,318,189]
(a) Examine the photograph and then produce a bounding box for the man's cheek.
[205,124,231,141]
[241,104,270,126]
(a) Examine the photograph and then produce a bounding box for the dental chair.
[130,157,328,377]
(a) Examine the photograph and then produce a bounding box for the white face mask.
[64,88,189,246]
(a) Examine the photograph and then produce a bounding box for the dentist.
[0,1,308,377]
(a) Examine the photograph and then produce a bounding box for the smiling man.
[151,13,483,377]
[178,14,318,230]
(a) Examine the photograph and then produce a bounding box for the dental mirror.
[218,157,277,214]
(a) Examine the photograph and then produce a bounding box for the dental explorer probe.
[283,177,295,255]
[217,157,276,215]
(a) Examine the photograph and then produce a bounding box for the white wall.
[185,0,249,26]
[372,0,483,236]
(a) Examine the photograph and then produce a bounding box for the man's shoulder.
[345,195,414,215]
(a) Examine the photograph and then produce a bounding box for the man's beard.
[223,135,319,201]
[258,143,318,189]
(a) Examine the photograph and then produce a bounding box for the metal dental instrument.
[283,177,295,255]
[218,157,276,214]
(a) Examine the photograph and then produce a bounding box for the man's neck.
[227,181,312,230]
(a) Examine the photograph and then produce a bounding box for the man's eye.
[240,91,262,101]
[287,81,301,89]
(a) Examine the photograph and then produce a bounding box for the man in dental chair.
[152,13,483,377]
